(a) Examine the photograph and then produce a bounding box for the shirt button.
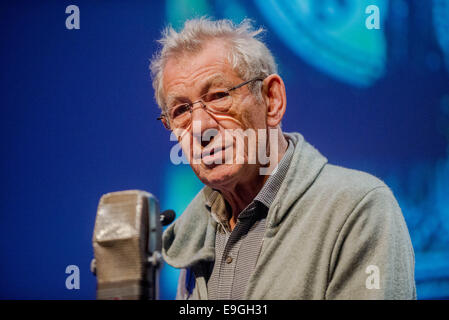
[225,256,233,264]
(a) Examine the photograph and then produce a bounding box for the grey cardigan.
[162,132,416,299]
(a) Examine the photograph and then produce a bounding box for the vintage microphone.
[90,190,175,300]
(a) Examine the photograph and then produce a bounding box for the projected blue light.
[385,155,449,299]
[433,0,449,74]
[254,0,387,87]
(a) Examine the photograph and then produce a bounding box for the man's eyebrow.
[165,75,234,107]
[200,75,234,94]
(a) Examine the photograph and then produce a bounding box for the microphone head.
[160,209,176,226]
[92,190,161,299]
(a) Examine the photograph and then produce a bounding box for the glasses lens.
[203,91,232,113]
[166,104,189,129]
[170,104,190,119]
[167,90,233,130]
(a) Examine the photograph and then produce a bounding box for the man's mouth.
[200,143,232,165]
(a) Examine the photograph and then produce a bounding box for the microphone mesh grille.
[93,191,149,286]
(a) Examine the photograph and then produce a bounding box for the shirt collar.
[254,138,294,208]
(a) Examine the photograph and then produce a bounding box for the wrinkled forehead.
[161,40,240,103]
[165,74,234,104]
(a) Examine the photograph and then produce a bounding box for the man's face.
[162,40,267,189]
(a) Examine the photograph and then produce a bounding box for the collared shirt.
[205,138,294,300]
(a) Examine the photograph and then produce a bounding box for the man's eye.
[204,91,229,102]
[171,104,190,118]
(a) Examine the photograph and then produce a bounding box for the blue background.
[1,0,448,299]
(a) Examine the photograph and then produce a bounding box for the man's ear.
[262,74,287,128]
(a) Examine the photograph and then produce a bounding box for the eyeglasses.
[157,77,264,130]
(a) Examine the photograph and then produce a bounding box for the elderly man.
[150,18,416,300]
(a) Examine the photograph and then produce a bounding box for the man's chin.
[194,162,249,188]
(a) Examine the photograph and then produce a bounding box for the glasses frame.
[157,76,265,130]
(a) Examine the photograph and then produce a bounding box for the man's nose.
[191,104,219,148]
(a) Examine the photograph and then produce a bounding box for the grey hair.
[149,17,278,113]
